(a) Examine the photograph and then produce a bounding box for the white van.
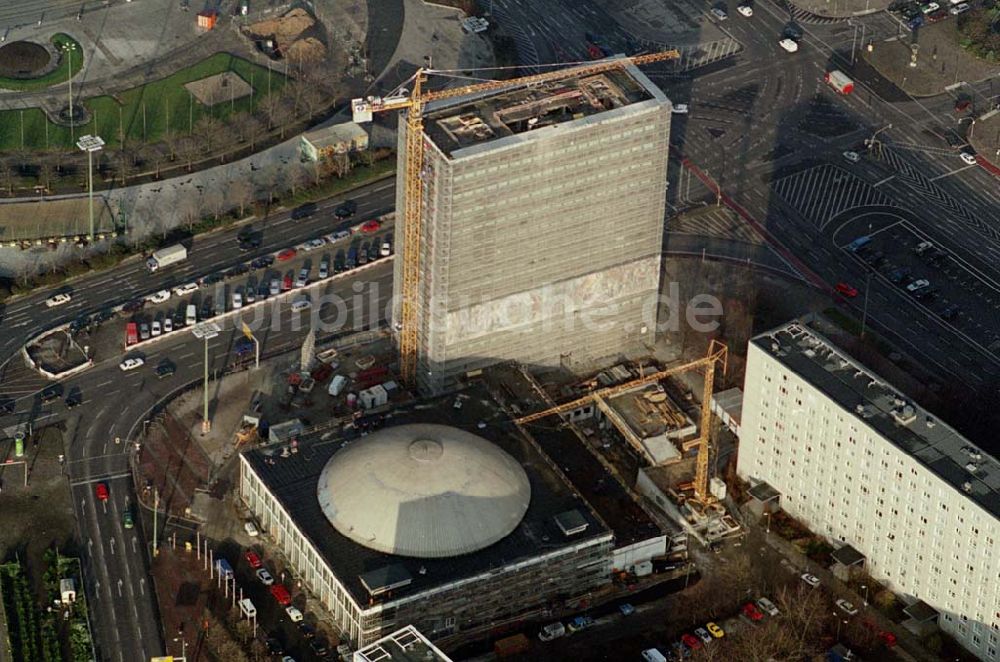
[641,649,667,662]
[328,375,347,397]
[238,598,256,619]
[186,304,197,326]
[538,622,566,642]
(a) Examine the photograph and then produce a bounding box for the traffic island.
[968,109,1000,177]
[786,0,889,18]
[23,327,92,379]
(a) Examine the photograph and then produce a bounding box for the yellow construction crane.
[515,340,728,504]
[350,50,681,387]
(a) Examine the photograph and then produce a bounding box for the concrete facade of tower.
[392,64,672,394]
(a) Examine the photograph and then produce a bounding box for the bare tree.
[38,162,54,191]
[0,163,14,195]
[177,195,203,230]
[297,84,325,119]
[204,187,226,221]
[257,96,283,130]
[288,166,310,196]
[176,136,201,171]
[140,143,166,179]
[193,115,224,155]
[228,178,254,218]
[228,110,253,143]
[243,115,266,150]
[330,152,352,179]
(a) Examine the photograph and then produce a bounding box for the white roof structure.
[317,424,531,558]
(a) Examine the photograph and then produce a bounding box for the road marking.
[70,472,132,487]
[872,175,895,187]
[928,165,975,181]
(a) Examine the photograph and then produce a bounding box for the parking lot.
[838,219,1000,372]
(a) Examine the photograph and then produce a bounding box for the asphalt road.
[0,177,395,661]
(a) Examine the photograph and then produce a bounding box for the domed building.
[240,422,613,648]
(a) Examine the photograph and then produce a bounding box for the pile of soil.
[0,41,51,77]
[245,8,327,61]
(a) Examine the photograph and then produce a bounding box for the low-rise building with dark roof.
[239,422,613,647]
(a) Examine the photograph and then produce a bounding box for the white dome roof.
[317,423,531,558]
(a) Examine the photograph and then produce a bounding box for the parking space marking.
[773,165,892,230]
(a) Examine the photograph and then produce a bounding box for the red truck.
[824,70,854,95]
[125,322,139,348]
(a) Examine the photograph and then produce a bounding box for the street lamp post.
[62,42,77,142]
[76,135,104,241]
[192,322,221,434]
[860,268,874,339]
[861,584,869,607]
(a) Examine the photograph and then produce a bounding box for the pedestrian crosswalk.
[490,6,541,74]
[876,146,1000,242]
[769,0,846,24]
[635,38,743,74]
[772,165,892,229]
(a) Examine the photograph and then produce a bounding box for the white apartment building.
[738,321,1000,661]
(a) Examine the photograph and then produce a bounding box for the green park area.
[0,52,286,151]
[0,33,83,92]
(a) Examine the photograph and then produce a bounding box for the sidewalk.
[968,110,1000,177]
[790,0,890,18]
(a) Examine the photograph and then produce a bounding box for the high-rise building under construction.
[393,64,672,394]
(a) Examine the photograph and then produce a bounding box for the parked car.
[270,279,281,296]
[232,292,243,309]
[245,551,263,569]
[244,521,260,537]
[146,289,171,304]
[255,568,274,585]
[285,606,303,622]
[567,616,594,633]
[801,573,821,587]
[295,268,310,288]
[737,3,753,16]
[742,602,764,621]
[756,597,780,616]
[618,603,635,616]
[906,278,930,292]
[319,259,329,279]
[710,6,728,19]
[706,622,725,638]
[950,3,970,14]
[151,320,161,336]
[681,633,703,650]
[269,584,292,606]
[360,219,381,233]
[163,317,173,333]
[694,627,713,644]
[939,304,960,321]
[836,599,859,616]
[173,282,199,297]
[276,248,297,262]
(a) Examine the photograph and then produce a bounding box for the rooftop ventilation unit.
[890,404,917,425]
[963,482,973,493]
[965,463,978,473]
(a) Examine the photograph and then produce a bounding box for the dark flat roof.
[243,400,610,608]
[485,365,663,547]
[831,544,865,568]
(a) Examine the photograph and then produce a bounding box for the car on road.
[291,202,317,219]
[270,584,292,606]
[120,357,145,371]
[45,293,72,307]
[173,282,199,297]
[906,279,930,292]
[618,603,635,616]
[291,296,311,312]
[567,616,594,633]
[710,6,728,19]
[681,633,703,650]
[146,289,171,304]
[960,151,977,165]
[778,38,799,53]
[835,282,858,298]
[0,397,15,415]
[939,304,960,320]
[40,384,63,403]
[672,103,690,114]
[706,622,724,638]
[95,482,109,501]
[65,388,82,409]
[123,510,134,529]
[155,362,176,379]
[276,248,297,262]
[238,235,262,252]
[245,551,263,568]
[801,573,821,587]
[742,602,764,621]
[285,606,303,622]
[836,599,859,616]
[151,320,161,336]
[245,521,260,536]
[359,219,381,233]
[842,151,860,163]
[737,3,753,16]
[756,597,780,616]
[694,627,713,644]
[334,200,358,219]
[255,568,274,585]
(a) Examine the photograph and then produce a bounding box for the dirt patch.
[183,71,252,108]
[865,23,1000,96]
[0,41,51,77]
[0,197,115,243]
[139,411,212,516]
[244,8,327,62]
[25,329,88,375]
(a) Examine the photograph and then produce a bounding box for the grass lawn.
[0,33,83,92]
[0,52,286,151]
